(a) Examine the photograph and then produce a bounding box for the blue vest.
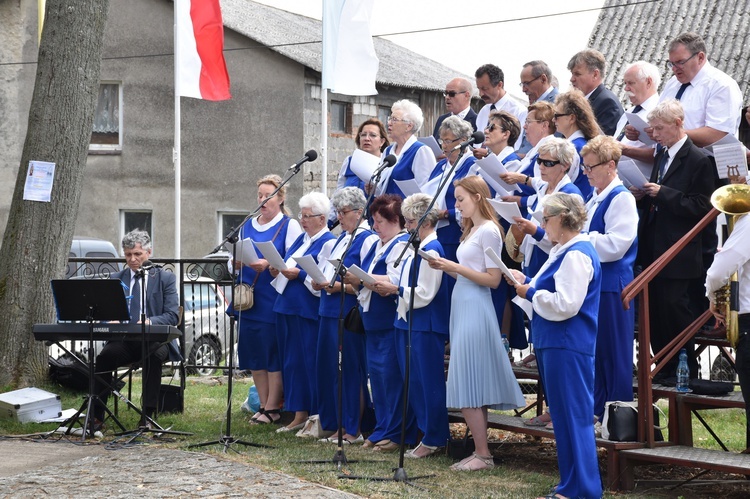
[319,228,374,318]
[384,142,428,197]
[394,239,450,337]
[571,136,593,199]
[273,231,336,320]
[530,240,601,355]
[434,155,478,245]
[359,233,408,330]
[341,156,366,191]
[587,185,637,292]
[235,216,292,324]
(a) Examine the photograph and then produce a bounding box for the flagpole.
[321,87,328,196]
[173,5,182,259]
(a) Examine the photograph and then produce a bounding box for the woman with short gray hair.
[373,193,451,458]
[270,191,335,432]
[378,99,436,198]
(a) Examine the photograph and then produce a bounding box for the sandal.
[524,412,551,426]
[450,452,495,471]
[250,407,265,422]
[251,408,281,424]
[373,439,399,452]
[405,442,442,459]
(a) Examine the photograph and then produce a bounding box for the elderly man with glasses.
[432,77,477,142]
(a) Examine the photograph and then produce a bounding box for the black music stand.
[51,279,130,440]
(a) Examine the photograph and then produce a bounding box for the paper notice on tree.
[255,241,288,270]
[477,154,520,192]
[711,142,748,179]
[617,157,649,189]
[418,136,442,159]
[349,149,381,183]
[23,160,55,202]
[394,179,421,197]
[294,254,327,283]
[484,247,521,286]
[477,168,510,197]
[348,264,377,285]
[232,238,259,265]
[625,112,655,146]
[487,198,522,224]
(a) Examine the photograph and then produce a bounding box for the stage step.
[619,445,750,490]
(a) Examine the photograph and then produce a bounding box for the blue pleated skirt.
[446,275,526,410]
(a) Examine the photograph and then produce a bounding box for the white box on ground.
[0,387,62,423]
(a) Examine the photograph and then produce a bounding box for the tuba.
[710,183,750,347]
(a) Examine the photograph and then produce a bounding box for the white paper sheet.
[418,136,443,159]
[255,241,288,270]
[294,254,327,283]
[484,247,521,286]
[417,248,436,261]
[232,238,259,265]
[394,179,422,197]
[702,133,742,156]
[348,264,377,285]
[487,198,523,225]
[349,148,381,182]
[711,142,748,179]
[23,160,56,202]
[625,112,655,146]
[477,154,520,192]
[477,168,510,197]
[617,157,649,189]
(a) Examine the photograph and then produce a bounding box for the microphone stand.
[191,164,304,453]
[345,148,468,485]
[305,164,385,470]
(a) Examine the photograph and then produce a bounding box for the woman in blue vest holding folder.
[580,135,638,422]
[509,192,602,499]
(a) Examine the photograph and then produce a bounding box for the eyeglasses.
[443,90,466,98]
[438,137,460,146]
[336,208,358,216]
[582,161,608,173]
[359,132,381,139]
[298,212,323,220]
[485,123,504,133]
[553,113,571,120]
[404,218,417,225]
[666,52,698,69]
[536,157,561,168]
[524,119,543,125]
[542,214,559,225]
[519,74,542,87]
[387,115,410,124]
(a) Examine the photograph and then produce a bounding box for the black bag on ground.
[447,427,475,460]
[689,379,734,395]
[48,355,89,392]
[344,305,365,334]
[603,401,665,442]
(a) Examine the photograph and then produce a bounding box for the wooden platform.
[619,445,750,490]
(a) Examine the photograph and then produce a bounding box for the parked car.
[66,236,122,278]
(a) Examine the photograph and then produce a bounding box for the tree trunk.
[0,0,110,387]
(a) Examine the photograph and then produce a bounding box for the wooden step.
[619,445,750,490]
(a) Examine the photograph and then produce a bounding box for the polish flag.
[175,0,231,101]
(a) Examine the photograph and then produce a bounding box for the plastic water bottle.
[676,348,690,392]
[501,334,511,360]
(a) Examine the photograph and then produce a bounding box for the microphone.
[371,154,397,178]
[287,150,318,170]
[451,131,485,151]
[140,260,163,271]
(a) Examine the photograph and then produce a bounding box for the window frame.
[89,81,123,153]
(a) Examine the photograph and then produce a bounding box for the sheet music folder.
[50,279,131,322]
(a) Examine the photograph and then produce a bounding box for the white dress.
[445,222,526,410]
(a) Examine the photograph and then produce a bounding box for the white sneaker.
[240,398,252,413]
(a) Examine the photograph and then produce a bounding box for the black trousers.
[93,340,168,420]
[736,315,750,450]
[648,277,700,378]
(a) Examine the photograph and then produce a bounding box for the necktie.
[616,105,644,140]
[130,274,141,323]
[657,150,669,184]
[490,103,496,111]
[675,82,691,100]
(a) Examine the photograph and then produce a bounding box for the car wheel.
[187,336,222,376]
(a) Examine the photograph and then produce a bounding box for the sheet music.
[487,198,523,224]
[712,142,748,179]
[348,264,377,285]
[255,241,288,270]
[477,154,520,192]
[484,247,520,285]
[617,157,649,189]
[418,136,442,159]
[394,179,421,197]
[417,248,436,261]
[625,112,655,146]
[232,238,259,265]
[477,168,510,197]
[349,149,381,183]
[294,254,327,283]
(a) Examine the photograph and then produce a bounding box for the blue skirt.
[446,276,525,410]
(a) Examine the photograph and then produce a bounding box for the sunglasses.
[536,157,561,168]
[443,90,466,98]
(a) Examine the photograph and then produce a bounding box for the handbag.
[504,228,524,263]
[344,305,365,334]
[233,217,289,312]
[601,400,667,441]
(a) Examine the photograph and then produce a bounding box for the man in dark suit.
[432,77,477,141]
[568,49,623,136]
[93,229,179,428]
[631,100,714,380]
[517,60,559,156]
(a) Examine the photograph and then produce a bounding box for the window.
[331,101,350,133]
[90,82,122,152]
[218,212,250,250]
[121,210,152,245]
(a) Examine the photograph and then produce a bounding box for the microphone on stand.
[140,260,163,271]
[451,130,485,151]
[287,150,318,171]
[371,154,397,178]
